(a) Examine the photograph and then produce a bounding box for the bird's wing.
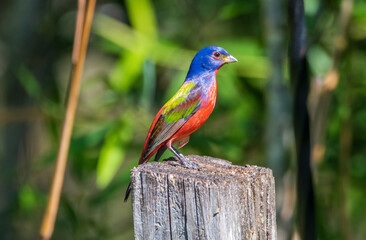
[139,82,202,164]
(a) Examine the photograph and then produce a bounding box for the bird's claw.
[179,156,202,169]
[163,157,180,166]
[183,161,202,169]
[167,161,180,166]
[163,157,178,162]
[165,156,202,169]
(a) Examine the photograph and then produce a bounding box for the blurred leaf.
[71,125,111,151]
[141,60,156,107]
[90,164,133,205]
[218,2,255,20]
[18,185,41,212]
[69,125,112,180]
[108,0,158,92]
[60,196,79,232]
[308,46,332,77]
[126,0,158,39]
[350,154,366,178]
[97,137,124,188]
[217,70,241,104]
[109,51,145,91]
[352,2,366,19]
[93,15,268,79]
[304,0,319,16]
[15,65,41,98]
[97,117,134,188]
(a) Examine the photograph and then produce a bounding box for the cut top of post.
[132,155,272,185]
[130,155,276,240]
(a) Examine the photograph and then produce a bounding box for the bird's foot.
[163,157,180,166]
[166,146,202,169]
[179,155,202,169]
[164,156,202,169]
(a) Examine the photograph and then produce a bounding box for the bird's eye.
[213,51,221,59]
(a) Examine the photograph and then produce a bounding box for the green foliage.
[97,116,134,188]
[16,65,42,99]
[3,0,366,239]
[308,46,332,77]
[18,185,43,212]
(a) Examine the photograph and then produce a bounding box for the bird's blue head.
[187,46,237,76]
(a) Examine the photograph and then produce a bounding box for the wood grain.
[131,155,277,240]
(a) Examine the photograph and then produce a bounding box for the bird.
[124,46,237,201]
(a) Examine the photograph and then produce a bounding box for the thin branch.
[65,0,86,106]
[72,0,86,65]
[39,0,96,239]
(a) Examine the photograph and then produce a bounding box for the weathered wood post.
[130,155,277,240]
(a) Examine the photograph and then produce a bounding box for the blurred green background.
[1,0,366,239]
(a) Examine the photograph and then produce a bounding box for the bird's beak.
[223,54,238,63]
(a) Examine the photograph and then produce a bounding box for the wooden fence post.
[130,155,277,240]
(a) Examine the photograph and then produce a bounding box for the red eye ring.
[213,51,221,59]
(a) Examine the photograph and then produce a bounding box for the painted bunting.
[124,46,237,201]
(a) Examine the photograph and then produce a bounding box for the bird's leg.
[171,146,202,169]
[154,146,167,162]
[166,143,202,169]
[155,145,180,165]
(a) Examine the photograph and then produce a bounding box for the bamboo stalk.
[39,0,96,239]
[72,0,86,65]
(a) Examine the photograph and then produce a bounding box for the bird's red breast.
[170,78,217,142]
[138,78,217,165]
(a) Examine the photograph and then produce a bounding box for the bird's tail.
[125,139,166,202]
[124,182,132,202]
[124,149,154,202]
[125,147,162,202]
